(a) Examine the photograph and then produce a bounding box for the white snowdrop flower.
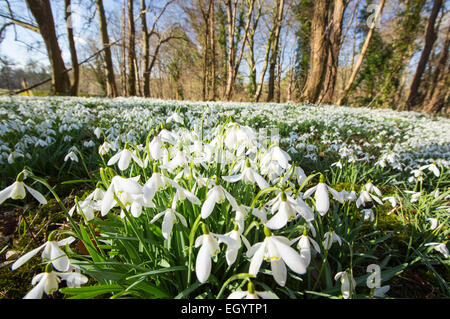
[167,112,184,124]
[150,198,187,240]
[220,225,251,266]
[291,233,321,268]
[382,196,397,207]
[424,242,449,259]
[222,159,269,190]
[228,281,278,299]
[201,179,239,219]
[83,140,95,148]
[364,181,382,197]
[434,189,440,199]
[98,141,112,156]
[94,127,102,139]
[261,144,291,172]
[266,192,314,230]
[223,123,256,155]
[247,228,306,287]
[292,166,307,185]
[148,135,167,162]
[323,230,342,250]
[23,265,88,299]
[195,225,238,283]
[419,163,440,177]
[165,177,201,206]
[303,175,343,216]
[107,147,144,170]
[0,174,47,205]
[64,150,79,162]
[331,161,343,169]
[8,151,24,164]
[426,218,438,230]
[101,175,151,217]
[405,191,421,203]
[361,208,375,222]
[341,189,358,201]
[12,234,75,272]
[162,147,189,172]
[335,270,356,299]
[142,170,170,205]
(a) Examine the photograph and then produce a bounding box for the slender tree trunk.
[224,0,237,100]
[25,0,71,95]
[255,0,282,102]
[199,0,211,101]
[266,0,284,102]
[210,1,216,100]
[141,0,150,97]
[127,0,137,96]
[224,0,255,100]
[424,26,449,113]
[425,26,449,103]
[121,0,127,96]
[404,0,442,110]
[246,0,262,100]
[337,0,385,105]
[96,0,117,97]
[65,0,79,96]
[300,0,330,103]
[319,0,347,104]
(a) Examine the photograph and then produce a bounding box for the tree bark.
[25,0,71,95]
[65,0,79,96]
[127,0,137,96]
[300,0,330,103]
[246,0,262,100]
[96,0,118,97]
[266,0,285,102]
[318,0,347,104]
[209,1,216,100]
[337,0,385,105]
[424,26,449,113]
[141,0,150,97]
[404,0,442,110]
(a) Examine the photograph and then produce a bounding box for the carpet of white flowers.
[0,96,449,299]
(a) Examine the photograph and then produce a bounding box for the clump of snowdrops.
[1,118,448,299]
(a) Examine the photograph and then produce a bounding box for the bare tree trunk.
[121,0,127,96]
[210,1,216,100]
[199,0,211,101]
[246,0,262,100]
[319,0,347,104]
[127,0,137,96]
[300,0,330,103]
[255,0,282,102]
[425,26,449,103]
[25,0,71,95]
[141,0,150,97]
[96,0,118,97]
[266,0,284,102]
[224,0,255,100]
[65,0,79,96]
[337,0,385,105]
[404,0,442,110]
[224,0,237,100]
[424,26,449,113]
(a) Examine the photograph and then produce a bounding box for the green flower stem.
[112,194,153,260]
[187,214,202,285]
